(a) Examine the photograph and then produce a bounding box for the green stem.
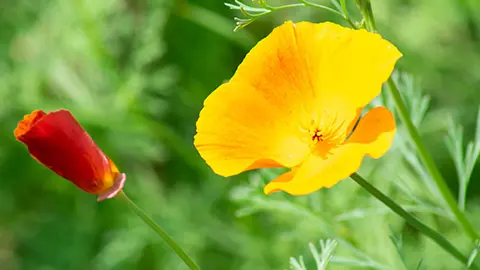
[350,173,476,269]
[386,79,479,241]
[272,0,354,28]
[339,0,356,28]
[356,0,479,243]
[298,0,344,18]
[117,191,200,270]
[354,0,376,31]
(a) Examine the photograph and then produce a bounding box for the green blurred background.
[1,0,480,269]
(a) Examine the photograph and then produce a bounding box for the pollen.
[311,129,324,143]
[302,122,329,150]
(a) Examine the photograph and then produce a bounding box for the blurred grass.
[1,0,480,269]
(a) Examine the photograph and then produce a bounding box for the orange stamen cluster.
[310,129,323,144]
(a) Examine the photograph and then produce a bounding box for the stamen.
[298,110,348,151]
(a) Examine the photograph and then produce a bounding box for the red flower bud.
[15,109,126,201]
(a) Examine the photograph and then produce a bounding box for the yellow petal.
[233,21,401,132]
[194,81,310,177]
[346,107,397,158]
[292,22,402,124]
[264,107,395,195]
[230,21,319,119]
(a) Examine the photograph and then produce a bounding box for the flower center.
[310,128,324,143]
[300,112,348,157]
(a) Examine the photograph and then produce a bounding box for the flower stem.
[350,173,476,269]
[356,0,480,243]
[386,79,480,242]
[117,191,200,270]
[339,0,356,29]
[354,0,376,31]
[297,0,349,23]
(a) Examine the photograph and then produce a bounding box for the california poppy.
[14,109,125,201]
[194,21,401,195]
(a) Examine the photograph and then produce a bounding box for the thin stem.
[273,0,356,28]
[228,0,356,30]
[356,0,480,243]
[355,0,376,31]
[386,79,479,241]
[460,181,467,211]
[298,0,345,17]
[117,191,200,270]
[268,3,305,11]
[297,0,356,28]
[350,173,476,269]
[339,0,357,28]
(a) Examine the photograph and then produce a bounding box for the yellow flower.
[194,21,402,195]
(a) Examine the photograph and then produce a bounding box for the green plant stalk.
[350,173,476,269]
[117,191,201,270]
[387,79,479,241]
[297,0,346,19]
[357,0,479,242]
[339,0,356,28]
[354,0,376,31]
[297,0,355,28]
